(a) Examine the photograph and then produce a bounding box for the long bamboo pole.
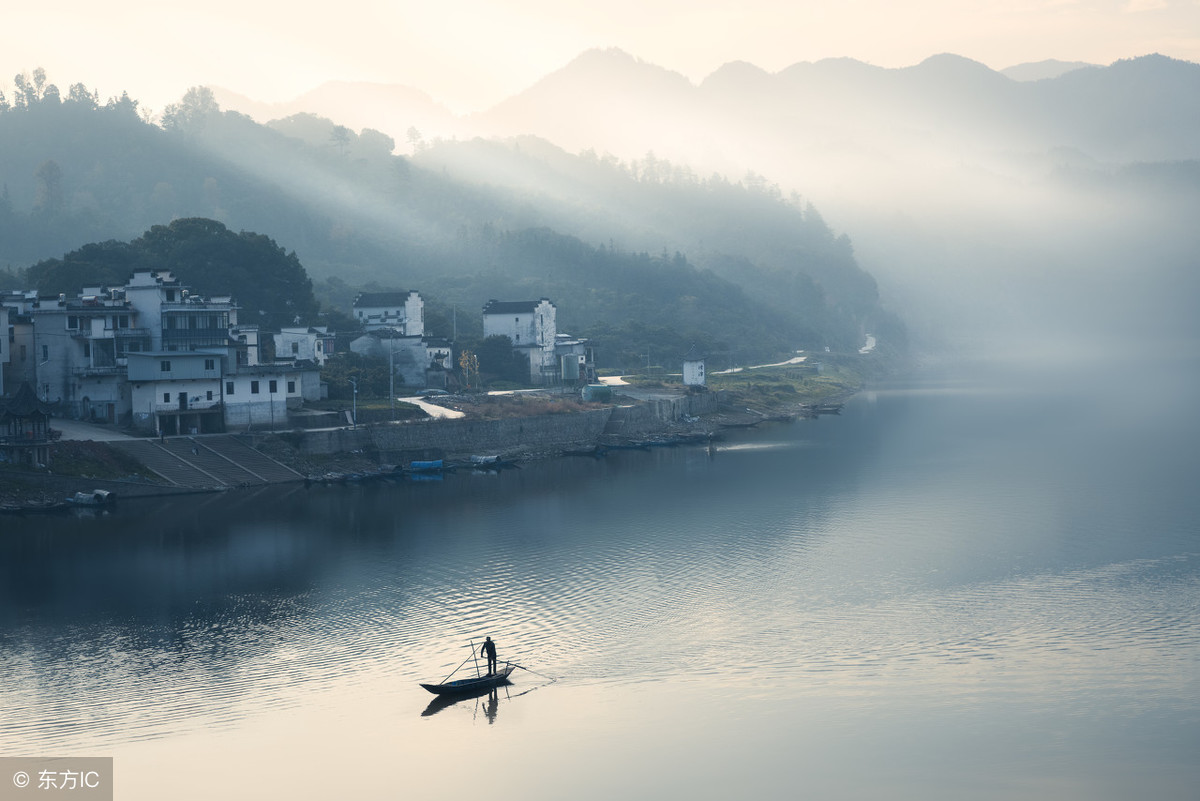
[438,649,477,686]
[469,639,482,678]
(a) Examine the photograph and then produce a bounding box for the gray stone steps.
[111,440,219,487]
[205,436,304,483]
[112,435,303,488]
[164,438,261,486]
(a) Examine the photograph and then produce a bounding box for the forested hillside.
[0,78,901,369]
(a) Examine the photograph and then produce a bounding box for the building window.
[251,381,260,394]
[226,382,234,395]
[292,342,299,354]
[204,358,215,370]
[160,360,171,372]
[115,314,129,329]
[163,393,170,403]
[269,380,277,393]
[67,316,79,329]
[165,290,176,302]
[83,342,91,358]
[287,381,295,394]
[42,345,49,361]
[206,390,213,401]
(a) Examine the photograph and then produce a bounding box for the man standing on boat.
[480,636,498,676]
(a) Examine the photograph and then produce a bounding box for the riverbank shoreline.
[1,377,862,513]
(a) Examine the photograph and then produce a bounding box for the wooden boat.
[420,663,514,696]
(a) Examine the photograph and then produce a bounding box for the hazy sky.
[5,0,1199,114]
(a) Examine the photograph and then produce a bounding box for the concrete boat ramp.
[110,436,304,488]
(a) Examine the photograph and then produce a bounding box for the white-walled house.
[353,291,424,335]
[274,326,333,366]
[220,365,302,431]
[27,287,148,423]
[128,352,225,435]
[482,299,558,384]
[2,271,320,433]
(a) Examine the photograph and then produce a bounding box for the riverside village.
[0,270,862,511]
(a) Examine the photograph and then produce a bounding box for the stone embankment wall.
[604,390,725,437]
[283,391,724,461]
[373,409,614,459]
[293,408,614,460]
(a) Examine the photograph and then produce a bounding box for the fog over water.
[3,344,1198,799]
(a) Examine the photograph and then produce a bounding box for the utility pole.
[389,349,396,421]
[349,376,358,428]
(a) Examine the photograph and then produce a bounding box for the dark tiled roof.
[354,291,413,307]
[0,382,55,418]
[482,298,554,314]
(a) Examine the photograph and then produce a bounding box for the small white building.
[554,334,596,384]
[482,298,558,384]
[220,365,300,430]
[353,290,424,335]
[274,326,334,366]
[683,347,706,387]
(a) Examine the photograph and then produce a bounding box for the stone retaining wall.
[370,408,614,460]
[258,393,724,461]
[605,390,725,436]
[287,407,615,460]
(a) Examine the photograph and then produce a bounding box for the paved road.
[396,397,465,419]
[51,418,139,442]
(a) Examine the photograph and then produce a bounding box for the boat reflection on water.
[421,682,511,721]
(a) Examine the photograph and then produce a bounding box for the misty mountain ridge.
[0,82,897,366]
[210,81,463,143]
[1000,59,1099,82]
[210,48,1197,169]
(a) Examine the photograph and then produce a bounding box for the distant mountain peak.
[1001,59,1098,82]
[909,53,1001,76]
[552,47,693,85]
[700,60,773,92]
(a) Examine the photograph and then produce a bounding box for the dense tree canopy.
[25,218,320,329]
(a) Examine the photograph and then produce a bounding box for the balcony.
[153,400,223,413]
[162,328,229,346]
[73,364,125,377]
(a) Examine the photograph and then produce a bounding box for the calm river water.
[2,354,1198,800]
